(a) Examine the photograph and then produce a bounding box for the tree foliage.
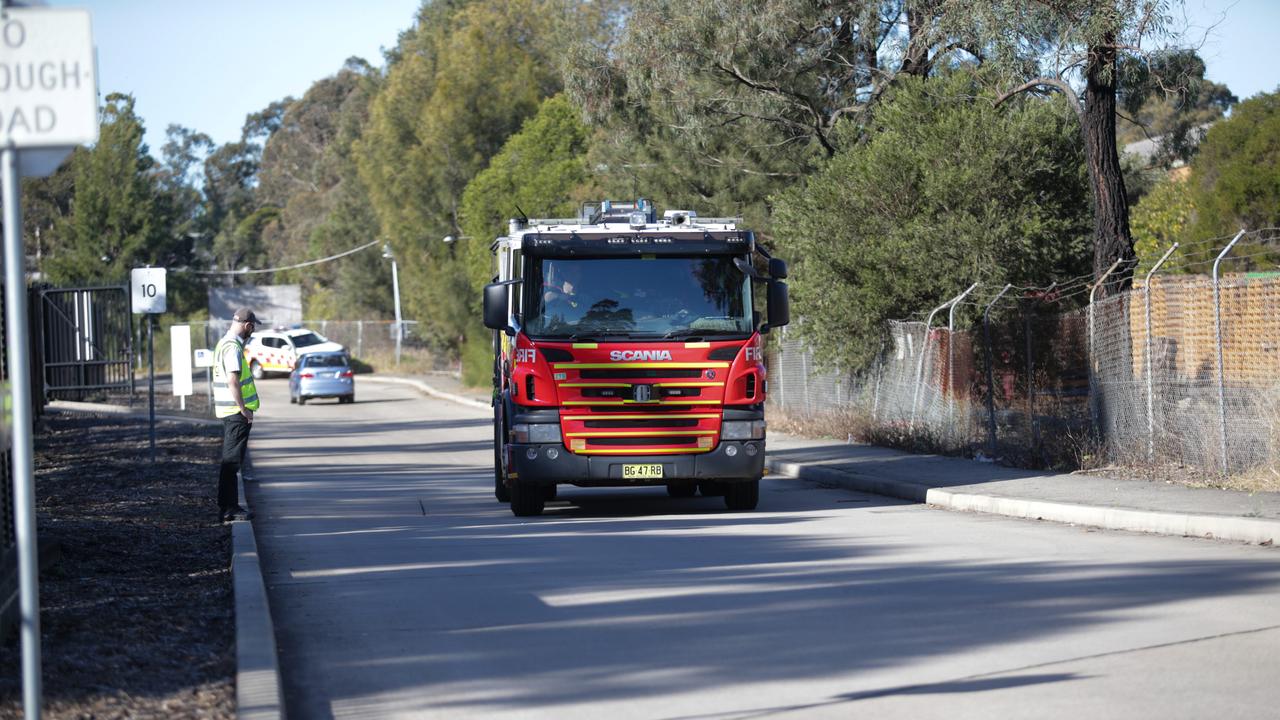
[1116,50,1236,166]
[942,0,1184,295]
[358,0,609,351]
[772,71,1092,370]
[44,94,162,286]
[563,1,961,241]
[1186,89,1280,240]
[258,58,390,318]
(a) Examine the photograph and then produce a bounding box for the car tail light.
[340,370,354,378]
[299,372,315,379]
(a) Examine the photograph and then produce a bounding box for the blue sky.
[80,0,422,156]
[72,0,1280,159]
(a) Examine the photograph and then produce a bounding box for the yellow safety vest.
[212,336,260,418]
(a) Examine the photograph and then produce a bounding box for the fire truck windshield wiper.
[659,329,706,340]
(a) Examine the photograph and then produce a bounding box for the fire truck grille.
[588,436,698,447]
[584,419,700,429]
[580,369,703,379]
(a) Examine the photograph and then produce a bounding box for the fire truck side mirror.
[483,283,511,333]
[768,258,788,279]
[765,280,790,331]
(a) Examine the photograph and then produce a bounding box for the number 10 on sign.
[131,267,166,314]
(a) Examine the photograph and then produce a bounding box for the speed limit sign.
[131,267,167,314]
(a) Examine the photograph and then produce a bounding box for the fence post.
[911,282,978,432]
[872,340,885,423]
[1026,284,1057,456]
[801,347,810,414]
[1144,243,1180,463]
[776,333,786,411]
[946,283,980,436]
[983,284,1013,458]
[356,320,364,358]
[1212,229,1247,475]
[1088,259,1126,438]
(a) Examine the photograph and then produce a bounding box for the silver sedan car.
[289,352,355,405]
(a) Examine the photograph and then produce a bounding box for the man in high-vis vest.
[214,307,261,522]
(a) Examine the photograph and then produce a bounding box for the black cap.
[232,308,259,324]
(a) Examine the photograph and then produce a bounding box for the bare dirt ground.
[0,414,233,719]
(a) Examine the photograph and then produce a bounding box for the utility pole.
[383,244,402,366]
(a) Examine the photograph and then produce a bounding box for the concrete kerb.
[44,400,286,718]
[46,399,222,427]
[361,375,491,411]
[765,457,1280,546]
[233,452,285,720]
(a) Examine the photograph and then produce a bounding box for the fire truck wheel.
[698,480,726,497]
[667,483,697,498]
[723,479,759,511]
[509,482,545,517]
[251,360,265,380]
[493,418,511,503]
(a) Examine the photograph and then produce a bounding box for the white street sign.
[131,267,166,314]
[0,8,99,149]
[193,348,214,368]
[171,325,193,396]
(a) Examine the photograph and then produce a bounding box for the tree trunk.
[1083,40,1135,297]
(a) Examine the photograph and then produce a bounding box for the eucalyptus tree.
[357,0,616,352]
[942,0,1187,295]
[563,1,972,240]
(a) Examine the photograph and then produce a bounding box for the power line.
[175,240,381,276]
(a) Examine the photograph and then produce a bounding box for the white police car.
[244,327,346,379]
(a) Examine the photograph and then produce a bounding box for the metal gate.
[39,285,134,401]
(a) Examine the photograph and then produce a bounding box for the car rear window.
[291,332,325,347]
[304,354,348,368]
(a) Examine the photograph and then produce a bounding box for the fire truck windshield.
[525,256,753,339]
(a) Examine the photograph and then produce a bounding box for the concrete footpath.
[385,373,1280,546]
[767,436,1280,545]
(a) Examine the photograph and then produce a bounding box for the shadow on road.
[247,400,1280,720]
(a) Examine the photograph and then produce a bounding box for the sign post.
[131,268,166,462]
[1,5,99,718]
[171,325,193,411]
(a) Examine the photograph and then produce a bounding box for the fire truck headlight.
[721,420,766,440]
[513,423,561,444]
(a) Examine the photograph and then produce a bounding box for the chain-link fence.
[769,229,1280,478]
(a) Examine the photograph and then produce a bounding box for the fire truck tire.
[493,417,510,503]
[723,479,759,511]
[667,483,697,498]
[251,360,265,380]
[698,480,726,497]
[509,482,545,517]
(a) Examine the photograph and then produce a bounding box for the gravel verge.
[0,414,234,719]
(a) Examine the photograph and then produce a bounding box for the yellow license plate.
[622,464,664,479]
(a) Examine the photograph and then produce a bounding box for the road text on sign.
[0,8,98,147]
[131,268,167,314]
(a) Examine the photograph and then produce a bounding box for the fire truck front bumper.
[507,441,766,487]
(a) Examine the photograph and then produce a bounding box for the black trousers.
[219,414,252,510]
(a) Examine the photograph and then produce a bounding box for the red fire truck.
[483,200,789,516]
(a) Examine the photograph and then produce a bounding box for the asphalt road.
[248,378,1280,720]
